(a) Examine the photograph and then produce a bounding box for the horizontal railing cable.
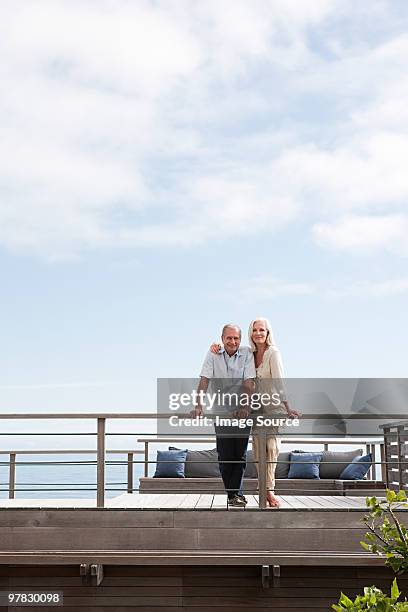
[0,412,394,508]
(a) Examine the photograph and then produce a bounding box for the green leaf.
[338,592,354,607]
[365,533,376,542]
[391,577,401,600]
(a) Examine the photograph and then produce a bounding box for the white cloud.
[327,278,408,298]
[235,276,314,300]
[273,133,408,213]
[1,0,408,259]
[234,273,408,301]
[312,214,408,254]
[0,381,131,390]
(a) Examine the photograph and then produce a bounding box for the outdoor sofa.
[139,447,385,496]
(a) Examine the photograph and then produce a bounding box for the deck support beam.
[261,565,270,588]
[261,564,281,588]
[80,563,104,586]
[273,564,281,587]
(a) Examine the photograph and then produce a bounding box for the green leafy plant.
[361,490,408,574]
[333,578,408,611]
[333,489,408,611]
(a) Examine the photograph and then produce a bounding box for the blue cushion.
[153,449,187,478]
[288,452,322,479]
[339,453,372,480]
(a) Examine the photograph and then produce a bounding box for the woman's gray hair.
[248,317,277,352]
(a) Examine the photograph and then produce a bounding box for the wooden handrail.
[0,412,404,419]
[380,420,408,429]
[0,450,144,454]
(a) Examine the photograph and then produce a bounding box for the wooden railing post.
[383,427,390,488]
[258,431,267,509]
[370,443,376,480]
[97,418,106,508]
[397,428,403,490]
[9,452,16,499]
[380,442,386,484]
[144,441,149,477]
[127,452,133,494]
[365,443,372,480]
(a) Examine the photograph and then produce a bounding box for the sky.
[1,0,408,424]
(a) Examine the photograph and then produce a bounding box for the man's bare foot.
[266,491,280,508]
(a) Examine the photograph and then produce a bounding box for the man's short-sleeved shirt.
[199,347,255,414]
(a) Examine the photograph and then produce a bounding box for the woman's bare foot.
[266,491,280,508]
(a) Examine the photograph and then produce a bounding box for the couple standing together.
[192,318,299,508]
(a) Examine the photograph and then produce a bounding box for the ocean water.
[0,453,145,500]
[0,417,155,500]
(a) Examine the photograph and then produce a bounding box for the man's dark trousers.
[215,422,251,498]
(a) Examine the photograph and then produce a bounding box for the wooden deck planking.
[156,494,191,509]
[245,495,259,509]
[211,494,228,510]
[318,496,362,509]
[107,493,161,509]
[194,494,214,510]
[316,495,346,509]
[177,494,201,509]
[301,496,328,508]
[274,496,292,509]
[287,495,314,509]
[0,498,97,508]
[0,493,387,511]
[337,496,370,509]
[278,495,299,509]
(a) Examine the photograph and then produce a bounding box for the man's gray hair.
[221,323,241,338]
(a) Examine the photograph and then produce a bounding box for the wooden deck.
[1,493,406,567]
[0,492,386,510]
[1,495,407,611]
[1,565,407,612]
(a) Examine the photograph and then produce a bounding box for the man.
[193,324,255,507]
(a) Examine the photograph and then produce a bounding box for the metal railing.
[0,413,390,509]
[0,449,144,499]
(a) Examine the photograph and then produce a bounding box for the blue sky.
[1,0,408,418]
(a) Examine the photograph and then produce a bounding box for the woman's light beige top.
[255,346,287,410]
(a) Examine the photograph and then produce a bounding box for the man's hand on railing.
[235,407,250,419]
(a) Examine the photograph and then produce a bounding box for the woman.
[211,318,299,508]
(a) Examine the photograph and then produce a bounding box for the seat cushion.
[275,452,291,479]
[288,452,322,479]
[339,453,372,480]
[319,449,362,479]
[153,449,187,478]
[186,449,221,478]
